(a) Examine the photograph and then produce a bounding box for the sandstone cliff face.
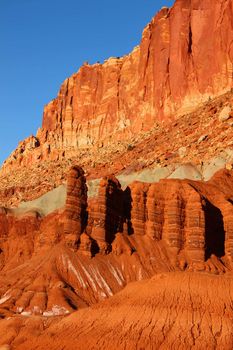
[2,0,233,172]
[126,176,231,270]
[40,0,233,149]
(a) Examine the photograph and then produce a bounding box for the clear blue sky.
[0,0,174,165]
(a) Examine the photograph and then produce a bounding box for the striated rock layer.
[1,90,233,209]
[0,167,233,320]
[89,175,123,253]
[64,166,87,247]
[1,0,233,347]
[0,166,233,350]
[2,0,233,173]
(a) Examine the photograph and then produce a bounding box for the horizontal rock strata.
[2,0,233,174]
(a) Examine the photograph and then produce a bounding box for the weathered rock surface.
[1,0,233,348]
[0,167,233,321]
[1,0,233,176]
[130,182,150,236]
[127,171,233,268]
[1,90,233,209]
[31,0,233,147]
[2,273,233,350]
[89,175,123,253]
[64,166,87,247]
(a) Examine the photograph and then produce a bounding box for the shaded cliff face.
[40,0,233,148]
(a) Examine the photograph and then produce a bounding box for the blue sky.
[0,0,174,165]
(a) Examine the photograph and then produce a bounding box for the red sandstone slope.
[1,0,233,174]
[1,272,233,349]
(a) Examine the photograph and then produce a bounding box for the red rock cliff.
[40,0,233,144]
[2,0,233,171]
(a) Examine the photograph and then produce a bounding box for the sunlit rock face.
[41,0,233,142]
[2,0,233,172]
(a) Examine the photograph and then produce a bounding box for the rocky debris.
[226,163,233,171]
[198,134,208,143]
[218,105,232,122]
[178,146,187,158]
[64,166,87,248]
[5,135,40,166]
[111,233,134,256]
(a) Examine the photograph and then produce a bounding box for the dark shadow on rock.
[204,199,225,259]
[123,187,134,235]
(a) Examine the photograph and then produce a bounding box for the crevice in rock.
[188,25,193,54]
[123,187,134,235]
[204,200,225,259]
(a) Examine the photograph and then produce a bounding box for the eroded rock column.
[185,188,205,265]
[64,166,87,248]
[146,184,165,240]
[130,182,149,236]
[219,202,233,261]
[162,183,185,264]
[91,175,123,254]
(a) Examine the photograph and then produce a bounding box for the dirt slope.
[1,272,233,349]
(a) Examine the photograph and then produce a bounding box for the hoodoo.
[64,166,87,247]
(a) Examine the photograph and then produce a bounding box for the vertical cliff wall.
[2,0,233,172]
[39,0,233,151]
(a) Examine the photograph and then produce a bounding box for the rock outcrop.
[64,166,87,247]
[116,171,233,268]
[1,1,233,348]
[130,182,149,236]
[1,167,233,273]
[90,175,123,253]
[2,0,233,174]
[39,0,233,147]
[0,166,233,325]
